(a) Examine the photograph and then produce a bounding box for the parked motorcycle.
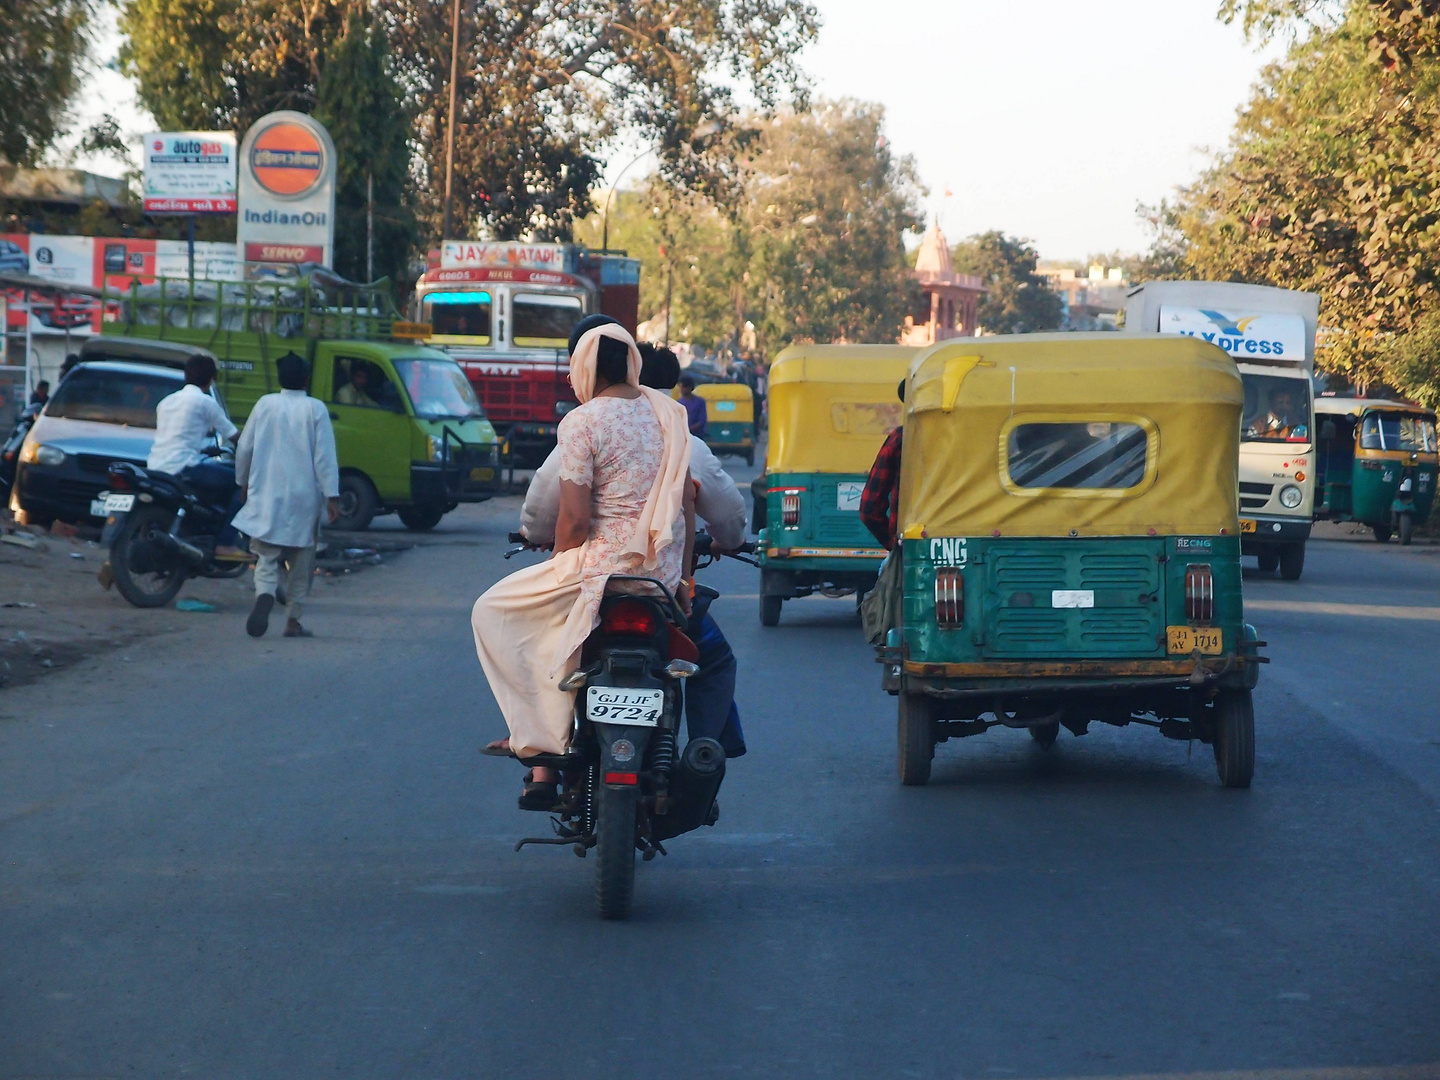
[99,452,248,608]
[0,401,43,498]
[490,531,756,919]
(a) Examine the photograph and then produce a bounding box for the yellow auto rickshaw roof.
[693,381,753,400]
[766,344,918,473]
[1315,397,1436,418]
[900,334,1244,538]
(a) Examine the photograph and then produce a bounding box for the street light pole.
[601,146,655,252]
[440,0,463,243]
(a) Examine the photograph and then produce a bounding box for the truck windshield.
[1241,373,1312,443]
[45,367,182,428]
[393,358,485,420]
[513,293,582,346]
[1360,412,1438,452]
[424,291,491,343]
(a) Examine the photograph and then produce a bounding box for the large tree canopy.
[120,0,819,241]
[1,0,96,166]
[951,232,1062,335]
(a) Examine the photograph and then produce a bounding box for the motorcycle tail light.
[107,470,131,491]
[781,492,801,527]
[599,597,662,638]
[603,771,638,785]
[1185,564,1214,623]
[934,567,964,628]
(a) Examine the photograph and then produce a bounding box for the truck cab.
[1125,280,1319,580]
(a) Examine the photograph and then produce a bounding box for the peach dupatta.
[470,324,691,757]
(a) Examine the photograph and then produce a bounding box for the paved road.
[3,474,1439,1078]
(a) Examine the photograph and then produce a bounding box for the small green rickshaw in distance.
[695,382,757,465]
[882,333,1264,788]
[1314,397,1439,545]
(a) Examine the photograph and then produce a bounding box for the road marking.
[1248,599,1440,622]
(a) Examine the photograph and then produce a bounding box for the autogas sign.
[142,131,237,213]
[237,111,336,273]
[1158,305,1307,361]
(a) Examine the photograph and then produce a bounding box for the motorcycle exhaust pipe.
[653,737,725,841]
[152,530,206,566]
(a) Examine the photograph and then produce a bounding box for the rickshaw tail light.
[600,598,663,638]
[1184,564,1214,623]
[781,493,801,527]
[934,568,964,628]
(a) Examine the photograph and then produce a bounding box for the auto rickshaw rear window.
[1360,412,1437,452]
[1005,422,1147,489]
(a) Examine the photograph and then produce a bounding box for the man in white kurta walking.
[232,352,340,639]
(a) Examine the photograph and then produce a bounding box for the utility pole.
[366,171,374,282]
[440,0,463,243]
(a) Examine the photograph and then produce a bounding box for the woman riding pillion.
[472,316,695,807]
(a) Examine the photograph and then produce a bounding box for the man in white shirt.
[232,352,340,639]
[519,344,749,756]
[147,354,244,557]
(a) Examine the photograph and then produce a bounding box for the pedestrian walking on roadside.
[232,351,339,639]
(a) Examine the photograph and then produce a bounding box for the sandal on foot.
[246,594,274,638]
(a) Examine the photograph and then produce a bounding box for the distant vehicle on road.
[1315,396,1439,545]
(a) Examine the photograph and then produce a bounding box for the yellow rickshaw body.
[694,382,756,458]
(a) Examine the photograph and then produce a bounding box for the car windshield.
[1360,411,1438,452]
[393,358,484,420]
[1242,373,1312,443]
[44,368,181,428]
[424,291,492,341]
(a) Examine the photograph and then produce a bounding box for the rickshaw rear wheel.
[760,593,782,626]
[1213,688,1255,789]
[1257,550,1279,573]
[1030,721,1060,749]
[897,691,934,785]
[1399,513,1414,545]
[1373,524,1392,543]
[1279,543,1305,580]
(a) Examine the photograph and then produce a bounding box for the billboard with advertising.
[142,132,238,214]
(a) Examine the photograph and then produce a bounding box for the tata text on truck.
[102,273,501,531]
[1125,281,1319,580]
[411,242,641,464]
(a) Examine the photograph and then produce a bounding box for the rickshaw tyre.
[594,784,638,920]
[1030,722,1060,749]
[1279,543,1305,581]
[1213,688,1255,789]
[397,503,445,531]
[1373,524,1392,543]
[760,593,782,627]
[1400,514,1414,546]
[1257,551,1279,573]
[745,449,755,466]
[897,692,934,785]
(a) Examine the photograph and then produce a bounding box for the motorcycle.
[490,531,756,919]
[99,449,249,608]
[0,401,43,498]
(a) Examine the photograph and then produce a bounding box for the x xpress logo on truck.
[1158,306,1307,361]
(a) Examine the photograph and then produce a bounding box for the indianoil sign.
[237,111,336,275]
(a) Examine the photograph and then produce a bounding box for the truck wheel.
[1030,721,1060,749]
[897,691,934,785]
[760,594,782,626]
[397,504,445,531]
[745,448,755,467]
[1213,688,1255,788]
[333,474,377,531]
[111,507,188,609]
[1257,550,1279,573]
[1399,513,1414,546]
[594,784,638,920]
[1279,543,1305,581]
[1373,524,1392,543]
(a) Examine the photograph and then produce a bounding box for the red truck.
[411,242,641,465]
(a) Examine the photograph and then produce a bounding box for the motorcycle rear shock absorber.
[646,727,677,815]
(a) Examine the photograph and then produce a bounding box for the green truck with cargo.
[102,274,501,530]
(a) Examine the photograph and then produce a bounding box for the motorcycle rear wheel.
[594,784,638,920]
[112,507,188,608]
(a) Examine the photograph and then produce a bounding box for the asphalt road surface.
[3,462,1439,1078]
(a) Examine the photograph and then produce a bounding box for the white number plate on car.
[587,687,664,726]
[103,493,135,513]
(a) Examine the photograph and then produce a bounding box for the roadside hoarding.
[142,132,238,214]
[237,111,336,277]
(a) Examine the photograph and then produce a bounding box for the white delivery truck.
[1125,281,1319,580]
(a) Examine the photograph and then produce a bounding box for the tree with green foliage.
[0,0,96,166]
[314,8,416,283]
[951,232,1062,334]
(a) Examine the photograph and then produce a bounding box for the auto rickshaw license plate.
[1239,518,1257,533]
[1167,626,1223,655]
[470,467,495,481]
[587,687,664,726]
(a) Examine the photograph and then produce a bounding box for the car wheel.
[333,474,378,531]
[397,503,445,531]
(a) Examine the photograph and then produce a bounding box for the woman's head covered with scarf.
[567,314,642,404]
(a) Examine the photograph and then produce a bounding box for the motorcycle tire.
[1212,688,1255,789]
[594,784,638,920]
[1373,524,1392,543]
[897,691,935,786]
[1400,513,1414,546]
[111,507,188,609]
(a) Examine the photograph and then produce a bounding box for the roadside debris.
[2,532,40,550]
[1,601,37,608]
[175,598,218,613]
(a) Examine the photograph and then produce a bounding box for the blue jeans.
[180,460,242,547]
[684,602,747,758]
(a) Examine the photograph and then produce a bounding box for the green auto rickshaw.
[881,334,1264,788]
[1314,397,1439,545]
[756,344,917,626]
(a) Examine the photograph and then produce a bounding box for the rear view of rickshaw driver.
[859,378,906,645]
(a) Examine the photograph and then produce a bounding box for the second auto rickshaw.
[881,334,1263,788]
[694,382,757,465]
[1314,397,1438,545]
[756,344,916,626]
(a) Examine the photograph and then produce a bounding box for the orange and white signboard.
[237,111,336,275]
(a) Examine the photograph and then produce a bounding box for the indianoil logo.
[248,121,324,197]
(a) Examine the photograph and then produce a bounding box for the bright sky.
[70,1,1282,263]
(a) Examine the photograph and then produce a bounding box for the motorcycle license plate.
[1167,625,1223,656]
[587,687,664,726]
[104,493,135,513]
[1239,518,1257,533]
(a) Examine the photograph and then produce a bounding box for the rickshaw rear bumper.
[898,655,1260,698]
[1240,514,1311,550]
